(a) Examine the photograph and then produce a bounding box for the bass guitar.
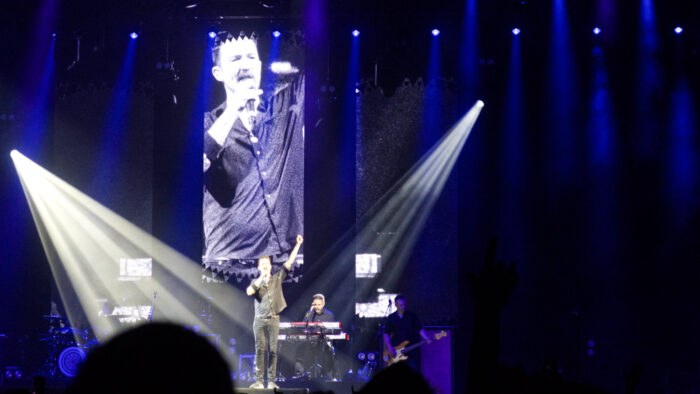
[383,331,447,365]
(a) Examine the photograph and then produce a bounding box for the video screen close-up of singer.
[202,31,304,269]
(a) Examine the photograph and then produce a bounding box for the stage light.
[208,31,216,39]
[10,149,19,159]
[130,32,138,39]
[593,27,601,35]
[367,352,376,361]
[431,29,440,37]
[52,33,56,39]
[512,28,521,36]
[10,150,257,352]
[358,352,366,361]
[352,29,360,37]
[272,30,281,38]
[270,61,297,74]
[674,26,683,34]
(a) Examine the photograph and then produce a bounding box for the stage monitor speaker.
[420,326,454,394]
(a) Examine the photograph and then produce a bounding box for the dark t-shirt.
[252,267,289,318]
[385,311,423,347]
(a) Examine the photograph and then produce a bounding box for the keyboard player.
[297,294,336,379]
[303,294,334,323]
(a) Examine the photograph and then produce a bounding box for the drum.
[58,346,86,378]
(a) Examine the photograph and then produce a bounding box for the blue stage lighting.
[273,30,281,38]
[674,26,683,34]
[431,29,440,37]
[593,27,601,35]
[52,33,56,39]
[130,32,138,39]
[352,29,360,37]
[208,31,216,39]
[512,28,520,36]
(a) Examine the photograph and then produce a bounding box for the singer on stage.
[203,31,304,267]
[246,235,303,389]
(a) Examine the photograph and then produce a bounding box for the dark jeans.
[253,315,279,383]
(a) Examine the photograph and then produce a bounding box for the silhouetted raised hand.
[466,237,519,394]
[467,237,518,310]
[623,362,645,394]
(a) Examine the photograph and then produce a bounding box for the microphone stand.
[148,291,157,322]
[374,301,392,371]
[305,307,315,340]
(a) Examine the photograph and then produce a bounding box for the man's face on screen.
[212,38,261,98]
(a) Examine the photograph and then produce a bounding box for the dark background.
[1,0,699,393]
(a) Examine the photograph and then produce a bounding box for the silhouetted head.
[66,323,232,394]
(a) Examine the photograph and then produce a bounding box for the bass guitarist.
[382,295,431,371]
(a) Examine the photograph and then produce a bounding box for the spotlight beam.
[11,152,250,338]
[294,101,484,321]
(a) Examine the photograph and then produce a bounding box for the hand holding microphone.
[234,87,262,132]
[255,272,270,287]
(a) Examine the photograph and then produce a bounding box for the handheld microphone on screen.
[245,97,259,140]
[245,99,256,112]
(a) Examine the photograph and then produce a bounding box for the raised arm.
[283,235,304,271]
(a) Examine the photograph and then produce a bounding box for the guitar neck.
[399,332,446,354]
[401,339,428,354]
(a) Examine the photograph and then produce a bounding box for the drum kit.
[36,315,98,379]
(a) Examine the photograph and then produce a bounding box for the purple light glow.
[352,29,360,37]
[674,26,683,34]
[593,27,601,35]
[431,29,440,37]
[512,28,521,36]
[208,31,216,38]
[273,30,281,38]
[130,32,138,39]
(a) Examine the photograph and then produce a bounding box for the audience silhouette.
[64,322,233,394]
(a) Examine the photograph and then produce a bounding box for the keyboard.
[279,322,342,330]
